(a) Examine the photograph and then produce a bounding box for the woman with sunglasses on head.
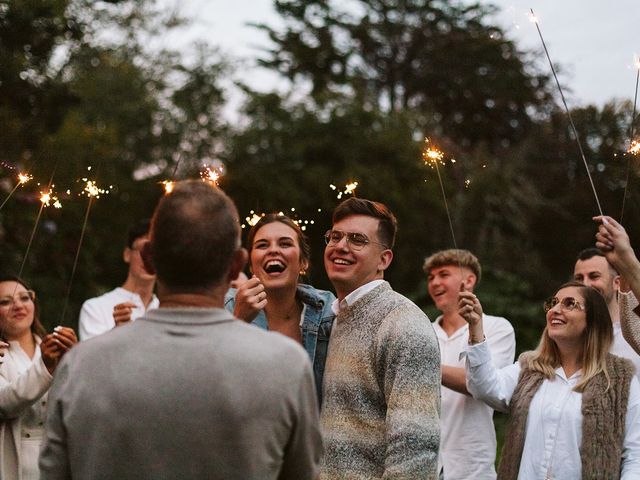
[225,214,335,406]
[0,275,77,480]
[459,281,640,479]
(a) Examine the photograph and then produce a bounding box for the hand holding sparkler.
[458,289,485,345]
[594,216,640,281]
[41,326,78,374]
[233,276,267,322]
[113,302,136,327]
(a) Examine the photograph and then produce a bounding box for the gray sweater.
[320,282,440,479]
[40,308,322,480]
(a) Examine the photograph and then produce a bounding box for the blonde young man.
[424,249,515,480]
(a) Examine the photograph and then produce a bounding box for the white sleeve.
[465,340,520,413]
[0,353,52,419]
[79,298,113,341]
[485,316,516,368]
[622,377,640,478]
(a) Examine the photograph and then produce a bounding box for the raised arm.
[594,216,640,301]
[459,291,520,412]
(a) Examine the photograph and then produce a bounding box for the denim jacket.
[224,284,336,406]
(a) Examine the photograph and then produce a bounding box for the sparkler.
[241,209,316,231]
[530,9,604,217]
[330,181,359,199]
[161,180,175,194]
[0,172,33,211]
[62,173,109,322]
[200,166,223,185]
[39,188,62,209]
[620,56,640,221]
[422,137,458,249]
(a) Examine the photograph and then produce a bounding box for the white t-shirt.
[79,287,159,340]
[434,313,515,480]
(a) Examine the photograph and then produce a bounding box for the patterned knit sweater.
[320,282,441,480]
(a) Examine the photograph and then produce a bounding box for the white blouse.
[466,341,640,479]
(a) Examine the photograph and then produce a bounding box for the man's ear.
[228,248,248,284]
[614,274,621,291]
[465,273,477,291]
[123,247,132,265]
[377,249,394,273]
[140,240,156,276]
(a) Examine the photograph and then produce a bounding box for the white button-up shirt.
[466,341,640,479]
[79,287,159,340]
[434,314,515,479]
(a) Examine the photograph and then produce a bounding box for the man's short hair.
[149,181,240,291]
[422,249,482,283]
[576,247,618,275]
[332,198,397,249]
[127,219,151,248]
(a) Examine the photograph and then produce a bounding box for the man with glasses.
[78,219,158,340]
[320,197,440,479]
[423,249,515,480]
[574,246,640,375]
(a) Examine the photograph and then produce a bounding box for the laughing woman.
[225,214,335,406]
[459,281,640,479]
[0,276,77,480]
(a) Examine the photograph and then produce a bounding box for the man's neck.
[609,298,620,324]
[439,310,468,336]
[157,283,226,309]
[121,276,155,307]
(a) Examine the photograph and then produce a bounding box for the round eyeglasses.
[324,230,388,251]
[543,296,584,313]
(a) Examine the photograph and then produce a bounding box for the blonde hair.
[520,282,613,392]
[423,249,481,283]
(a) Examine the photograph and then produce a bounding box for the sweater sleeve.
[39,356,72,479]
[620,291,640,356]
[378,305,440,479]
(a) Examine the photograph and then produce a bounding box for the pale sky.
[162,0,640,109]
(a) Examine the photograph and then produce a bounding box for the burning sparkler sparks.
[629,140,640,156]
[40,188,62,208]
[241,209,316,231]
[18,173,32,185]
[161,180,175,194]
[330,181,359,199]
[81,179,110,198]
[200,166,223,185]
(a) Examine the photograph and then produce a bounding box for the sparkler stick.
[530,9,604,217]
[0,172,32,211]
[620,58,640,221]
[60,195,94,323]
[60,177,110,323]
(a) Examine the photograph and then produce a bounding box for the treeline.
[1,0,637,352]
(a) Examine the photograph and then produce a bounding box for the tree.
[255,0,553,151]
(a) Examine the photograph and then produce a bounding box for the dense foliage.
[0,0,638,356]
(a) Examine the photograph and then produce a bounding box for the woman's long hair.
[521,281,613,392]
[0,275,46,342]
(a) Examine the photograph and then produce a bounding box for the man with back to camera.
[424,249,515,479]
[78,219,158,340]
[40,180,322,479]
[320,197,440,479]
[574,247,640,375]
